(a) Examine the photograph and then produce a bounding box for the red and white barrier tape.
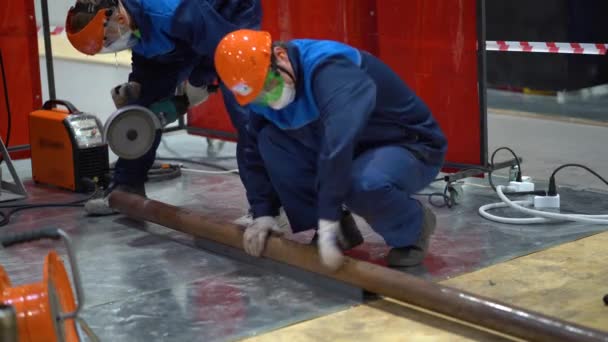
[37,25,65,36]
[486,41,608,55]
[37,26,607,55]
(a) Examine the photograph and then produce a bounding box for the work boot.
[311,211,364,250]
[84,183,146,216]
[386,202,436,267]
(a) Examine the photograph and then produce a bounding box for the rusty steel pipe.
[109,191,608,342]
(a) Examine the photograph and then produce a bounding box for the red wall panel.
[375,0,482,166]
[0,0,42,158]
[188,0,377,141]
[188,0,484,166]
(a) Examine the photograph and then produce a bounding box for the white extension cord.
[479,185,608,225]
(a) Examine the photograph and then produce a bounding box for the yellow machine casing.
[29,100,108,192]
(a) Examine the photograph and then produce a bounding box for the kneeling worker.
[214,30,448,270]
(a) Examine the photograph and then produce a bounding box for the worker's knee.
[346,170,394,212]
[257,125,292,175]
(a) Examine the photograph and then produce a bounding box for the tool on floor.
[109,190,608,342]
[29,100,109,192]
[0,228,98,342]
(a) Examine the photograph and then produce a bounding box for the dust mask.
[268,83,295,110]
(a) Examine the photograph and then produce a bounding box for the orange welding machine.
[29,100,109,192]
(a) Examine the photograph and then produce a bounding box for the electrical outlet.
[534,194,560,209]
[508,180,535,192]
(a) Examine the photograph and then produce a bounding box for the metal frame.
[40,0,56,101]
[0,137,27,202]
[477,0,489,168]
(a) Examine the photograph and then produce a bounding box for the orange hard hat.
[214,29,273,105]
[66,8,107,55]
[66,0,132,56]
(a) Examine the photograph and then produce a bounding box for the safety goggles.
[251,69,286,106]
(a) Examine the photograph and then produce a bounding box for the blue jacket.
[121,0,262,106]
[245,40,448,221]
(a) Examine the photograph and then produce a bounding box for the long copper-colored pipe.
[109,191,608,342]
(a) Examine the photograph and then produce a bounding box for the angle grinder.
[103,82,212,160]
[104,105,162,160]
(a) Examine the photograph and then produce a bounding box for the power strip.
[508,177,535,192]
[534,194,561,209]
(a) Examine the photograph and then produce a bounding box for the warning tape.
[486,41,608,55]
[37,26,608,56]
[37,25,65,36]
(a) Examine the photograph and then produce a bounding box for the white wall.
[34,0,74,27]
[39,57,130,123]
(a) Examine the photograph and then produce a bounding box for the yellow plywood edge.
[443,231,608,332]
[245,231,608,341]
[244,298,513,342]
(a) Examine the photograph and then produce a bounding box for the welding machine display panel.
[66,117,104,148]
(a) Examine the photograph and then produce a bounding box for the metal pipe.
[109,191,608,342]
[40,0,56,100]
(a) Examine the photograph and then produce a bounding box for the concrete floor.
[0,33,604,341]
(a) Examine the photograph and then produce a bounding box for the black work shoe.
[311,211,364,250]
[386,203,436,267]
[84,183,146,216]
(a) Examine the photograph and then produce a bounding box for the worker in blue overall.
[214,30,448,270]
[65,0,261,215]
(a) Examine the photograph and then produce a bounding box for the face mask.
[268,83,295,110]
[252,66,296,109]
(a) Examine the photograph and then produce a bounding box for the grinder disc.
[104,106,161,160]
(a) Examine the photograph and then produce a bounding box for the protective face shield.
[102,12,138,53]
[66,0,139,55]
[252,69,296,110]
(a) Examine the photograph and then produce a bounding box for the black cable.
[424,146,525,208]
[155,156,237,172]
[0,189,99,227]
[416,183,456,209]
[433,167,489,183]
[0,50,12,163]
[489,146,522,191]
[548,163,608,196]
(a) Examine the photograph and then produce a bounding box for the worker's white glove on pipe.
[318,219,345,271]
[243,216,284,257]
[111,81,141,109]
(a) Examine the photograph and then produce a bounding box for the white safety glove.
[243,216,284,257]
[111,81,141,109]
[318,219,345,271]
[184,81,210,108]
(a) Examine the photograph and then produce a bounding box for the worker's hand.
[184,81,210,107]
[317,219,345,271]
[243,216,284,257]
[111,82,141,109]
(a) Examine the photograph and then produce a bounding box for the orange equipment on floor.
[29,100,109,192]
[0,228,97,342]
